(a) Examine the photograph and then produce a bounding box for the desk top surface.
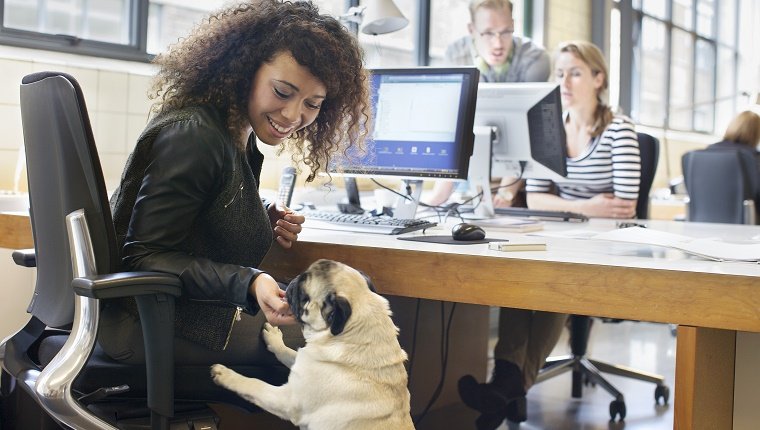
[4,211,760,330]
[296,217,760,278]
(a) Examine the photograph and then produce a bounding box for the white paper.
[592,227,760,262]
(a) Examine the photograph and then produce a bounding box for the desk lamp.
[341,0,409,35]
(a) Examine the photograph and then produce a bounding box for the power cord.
[412,301,457,427]
[489,161,527,195]
[406,298,421,389]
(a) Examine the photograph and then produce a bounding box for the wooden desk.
[3,212,760,429]
[260,219,760,430]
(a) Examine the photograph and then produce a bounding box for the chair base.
[1,369,65,429]
[535,354,670,422]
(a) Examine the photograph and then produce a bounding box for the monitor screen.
[474,82,567,181]
[332,67,480,181]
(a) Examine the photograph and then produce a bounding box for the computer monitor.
[332,67,480,218]
[463,82,567,218]
[474,82,567,181]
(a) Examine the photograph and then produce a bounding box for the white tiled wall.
[0,49,156,192]
[0,46,294,194]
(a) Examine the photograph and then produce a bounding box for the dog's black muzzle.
[286,273,309,323]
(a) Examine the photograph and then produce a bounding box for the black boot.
[458,360,526,414]
[475,409,508,430]
[505,395,528,423]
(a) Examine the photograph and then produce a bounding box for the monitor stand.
[467,126,496,219]
[394,179,424,220]
[338,177,364,214]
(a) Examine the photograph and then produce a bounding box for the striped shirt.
[526,115,640,201]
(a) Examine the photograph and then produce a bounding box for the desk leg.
[387,297,489,429]
[674,326,735,430]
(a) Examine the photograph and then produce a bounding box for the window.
[1,0,541,73]
[616,0,758,134]
[1,0,238,61]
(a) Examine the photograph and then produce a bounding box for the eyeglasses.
[477,29,514,41]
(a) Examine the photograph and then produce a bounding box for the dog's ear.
[324,292,352,335]
[357,270,377,293]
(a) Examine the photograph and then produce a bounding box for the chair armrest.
[12,249,36,267]
[72,272,182,300]
[73,271,181,421]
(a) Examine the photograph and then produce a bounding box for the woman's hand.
[580,193,637,218]
[267,204,305,249]
[492,190,515,208]
[251,273,296,326]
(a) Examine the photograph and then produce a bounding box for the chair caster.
[583,374,596,388]
[655,384,670,405]
[609,399,626,422]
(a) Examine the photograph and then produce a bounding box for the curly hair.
[149,0,370,182]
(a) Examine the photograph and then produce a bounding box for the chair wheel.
[609,399,626,421]
[583,374,596,387]
[655,384,670,405]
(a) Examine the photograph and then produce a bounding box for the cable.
[371,178,413,201]
[489,162,527,195]
[406,298,421,389]
[412,301,457,427]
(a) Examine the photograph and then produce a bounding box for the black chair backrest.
[20,72,118,328]
[636,132,659,219]
[682,149,756,224]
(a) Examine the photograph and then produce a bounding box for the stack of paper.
[592,227,760,262]
[473,217,544,233]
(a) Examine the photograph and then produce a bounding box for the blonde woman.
[459,40,640,429]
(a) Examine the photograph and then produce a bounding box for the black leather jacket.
[110,106,273,347]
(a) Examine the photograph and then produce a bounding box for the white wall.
[0,249,35,341]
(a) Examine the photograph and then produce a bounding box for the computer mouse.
[451,222,486,241]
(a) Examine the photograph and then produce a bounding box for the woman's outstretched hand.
[251,273,296,326]
[268,204,305,249]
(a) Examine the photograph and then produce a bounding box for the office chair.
[535,132,669,422]
[0,72,288,430]
[682,148,758,224]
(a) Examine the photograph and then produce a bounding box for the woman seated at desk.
[458,40,641,429]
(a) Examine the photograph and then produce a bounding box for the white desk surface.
[298,217,760,278]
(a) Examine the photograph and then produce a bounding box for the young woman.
[101,0,370,366]
[459,40,640,429]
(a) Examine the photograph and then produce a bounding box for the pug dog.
[211,259,414,430]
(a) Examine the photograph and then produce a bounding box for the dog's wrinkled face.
[286,259,375,336]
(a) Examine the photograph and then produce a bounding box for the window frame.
[0,0,538,68]
[612,0,742,134]
[0,0,152,62]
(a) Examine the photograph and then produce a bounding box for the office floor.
[489,315,677,430]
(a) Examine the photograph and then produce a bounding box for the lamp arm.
[340,5,366,25]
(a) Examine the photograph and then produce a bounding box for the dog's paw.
[262,323,285,350]
[210,364,233,387]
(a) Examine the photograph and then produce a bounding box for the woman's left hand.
[268,204,305,249]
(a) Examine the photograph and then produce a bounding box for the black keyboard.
[304,210,437,235]
[494,207,589,222]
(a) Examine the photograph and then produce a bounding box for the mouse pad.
[397,235,495,245]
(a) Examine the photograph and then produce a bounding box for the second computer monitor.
[474,82,567,181]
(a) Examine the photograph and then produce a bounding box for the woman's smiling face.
[247,51,327,146]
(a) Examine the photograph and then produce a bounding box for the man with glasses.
[427,0,549,208]
[445,0,549,83]
[441,2,553,429]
